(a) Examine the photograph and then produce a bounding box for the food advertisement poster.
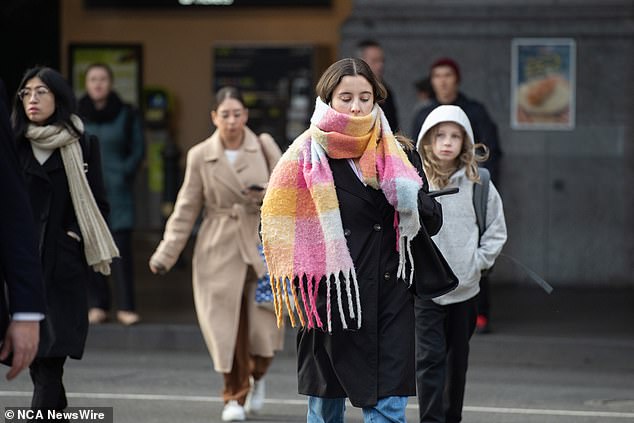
[511,38,575,130]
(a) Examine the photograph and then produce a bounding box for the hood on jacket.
[416,105,474,150]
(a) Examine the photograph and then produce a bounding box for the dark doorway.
[0,0,60,103]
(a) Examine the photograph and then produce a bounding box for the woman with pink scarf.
[261,58,454,422]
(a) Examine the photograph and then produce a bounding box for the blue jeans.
[307,395,408,423]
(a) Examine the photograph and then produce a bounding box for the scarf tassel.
[396,236,416,287]
[269,271,362,333]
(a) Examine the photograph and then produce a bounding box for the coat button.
[373,224,382,232]
[384,272,391,280]
[344,229,351,237]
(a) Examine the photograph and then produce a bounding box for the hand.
[241,186,266,203]
[149,260,167,275]
[0,321,39,380]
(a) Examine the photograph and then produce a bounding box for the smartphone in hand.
[428,187,459,198]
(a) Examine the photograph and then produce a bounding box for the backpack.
[472,167,553,293]
[473,167,490,242]
[473,167,492,275]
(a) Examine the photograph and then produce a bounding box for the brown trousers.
[222,287,273,405]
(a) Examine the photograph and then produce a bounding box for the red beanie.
[430,57,461,82]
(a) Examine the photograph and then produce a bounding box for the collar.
[203,126,259,162]
[449,166,467,183]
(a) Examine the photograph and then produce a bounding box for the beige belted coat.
[150,127,283,372]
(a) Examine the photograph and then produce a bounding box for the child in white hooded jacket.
[414,105,507,423]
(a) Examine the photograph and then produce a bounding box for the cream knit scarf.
[26,115,119,275]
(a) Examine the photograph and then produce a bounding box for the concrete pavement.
[3,324,634,422]
[2,232,633,422]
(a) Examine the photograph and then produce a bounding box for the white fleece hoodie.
[429,168,507,305]
[416,105,507,306]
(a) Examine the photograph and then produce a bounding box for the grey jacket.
[430,167,507,305]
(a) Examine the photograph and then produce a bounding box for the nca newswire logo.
[4,407,112,422]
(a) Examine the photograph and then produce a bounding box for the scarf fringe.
[65,146,119,274]
[269,270,361,333]
[396,236,416,287]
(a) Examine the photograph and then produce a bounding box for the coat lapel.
[41,149,64,174]
[330,158,376,206]
[202,132,248,198]
[18,140,51,184]
[232,129,260,176]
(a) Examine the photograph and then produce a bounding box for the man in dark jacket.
[357,40,400,132]
[411,58,502,184]
[411,58,502,334]
[0,79,46,380]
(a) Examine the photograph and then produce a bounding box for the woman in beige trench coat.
[149,87,283,422]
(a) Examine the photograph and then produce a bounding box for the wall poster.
[511,38,575,130]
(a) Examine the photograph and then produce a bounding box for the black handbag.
[403,147,459,299]
[409,214,459,300]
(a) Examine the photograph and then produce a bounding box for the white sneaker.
[221,400,246,422]
[244,377,266,414]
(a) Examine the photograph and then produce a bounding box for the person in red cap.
[411,58,501,182]
[411,57,503,334]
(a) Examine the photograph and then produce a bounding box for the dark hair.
[11,67,80,139]
[315,58,387,105]
[211,86,246,111]
[84,62,114,82]
[414,77,433,95]
[356,39,382,56]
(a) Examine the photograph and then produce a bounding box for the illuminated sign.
[85,0,330,8]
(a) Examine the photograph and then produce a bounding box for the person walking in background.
[261,58,448,423]
[411,57,503,333]
[149,87,283,422]
[0,78,46,382]
[414,105,507,423]
[411,58,501,183]
[12,67,117,416]
[356,39,400,131]
[411,76,434,128]
[78,63,145,326]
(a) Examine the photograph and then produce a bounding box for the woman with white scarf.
[11,67,117,415]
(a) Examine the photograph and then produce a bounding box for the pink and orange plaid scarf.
[261,98,422,332]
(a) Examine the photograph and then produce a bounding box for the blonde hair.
[395,134,415,152]
[419,123,489,188]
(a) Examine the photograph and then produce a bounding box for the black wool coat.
[296,154,446,407]
[17,132,108,359]
[0,91,46,351]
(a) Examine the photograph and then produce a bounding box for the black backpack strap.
[473,167,490,240]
